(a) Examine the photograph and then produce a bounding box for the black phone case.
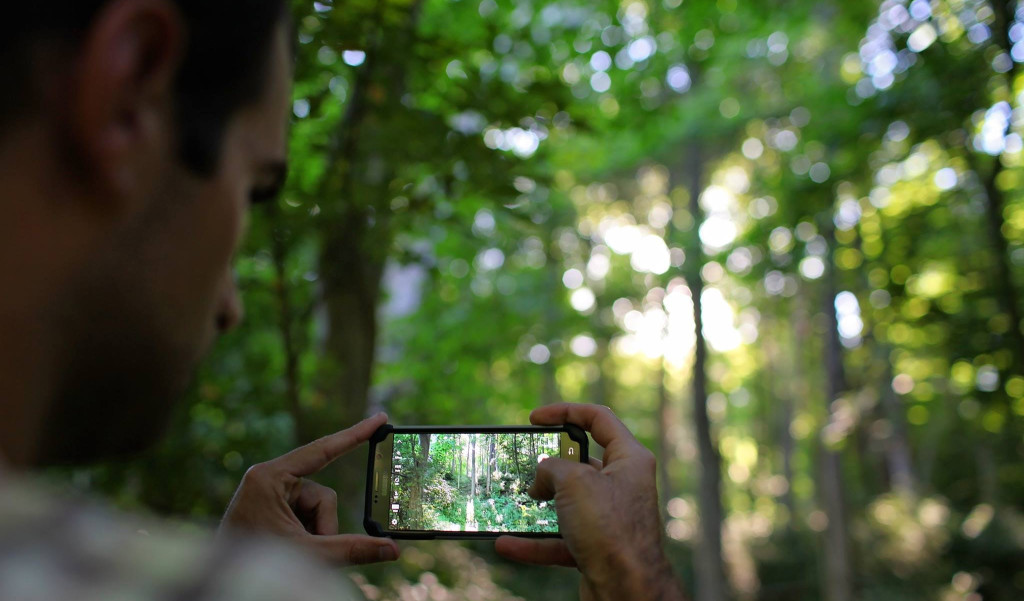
[363,423,589,540]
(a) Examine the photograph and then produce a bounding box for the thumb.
[305,534,400,565]
[529,457,592,500]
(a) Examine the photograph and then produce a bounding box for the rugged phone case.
[363,423,589,540]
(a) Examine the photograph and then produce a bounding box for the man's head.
[0,1,293,466]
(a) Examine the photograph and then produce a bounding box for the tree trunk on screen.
[819,225,855,601]
[684,144,728,601]
[413,433,430,525]
[470,434,477,499]
[512,433,523,485]
[486,438,495,495]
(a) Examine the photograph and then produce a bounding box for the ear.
[68,0,183,215]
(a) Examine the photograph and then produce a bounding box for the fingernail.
[379,545,397,561]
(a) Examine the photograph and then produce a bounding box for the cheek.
[169,168,247,328]
[209,177,247,256]
[205,147,250,258]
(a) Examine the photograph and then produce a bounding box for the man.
[0,1,686,600]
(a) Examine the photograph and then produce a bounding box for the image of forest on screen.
[388,432,560,533]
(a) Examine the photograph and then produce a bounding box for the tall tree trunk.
[684,144,728,601]
[313,0,425,528]
[819,225,855,601]
[589,337,614,410]
[657,356,676,513]
[878,356,917,497]
[765,309,798,522]
[542,243,563,405]
[973,0,1024,369]
[975,437,1000,505]
[968,152,1024,368]
[270,221,304,443]
[319,225,385,524]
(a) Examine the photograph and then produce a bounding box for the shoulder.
[0,476,364,601]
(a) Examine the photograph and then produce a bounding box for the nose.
[216,270,244,333]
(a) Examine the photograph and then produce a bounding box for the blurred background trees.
[57,0,1024,599]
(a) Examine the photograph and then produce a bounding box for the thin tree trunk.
[270,222,304,443]
[542,243,563,405]
[684,143,728,601]
[765,310,798,521]
[975,438,999,505]
[657,356,676,512]
[590,337,613,410]
[879,357,916,496]
[819,225,855,601]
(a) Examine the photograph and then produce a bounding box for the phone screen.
[368,429,583,536]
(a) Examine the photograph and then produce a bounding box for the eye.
[249,185,280,206]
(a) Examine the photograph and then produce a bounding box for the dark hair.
[0,1,289,176]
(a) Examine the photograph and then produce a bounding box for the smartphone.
[364,424,588,539]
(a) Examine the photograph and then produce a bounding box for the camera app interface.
[387,432,560,533]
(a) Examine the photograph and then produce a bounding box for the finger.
[588,457,603,470]
[495,536,576,568]
[295,480,339,535]
[306,534,400,565]
[274,413,388,477]
[529,457,591,501]
[530,403,639,452]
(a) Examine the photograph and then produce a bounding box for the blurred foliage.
[54,0,1024,599]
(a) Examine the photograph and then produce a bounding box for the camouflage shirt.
[0,475,363,601]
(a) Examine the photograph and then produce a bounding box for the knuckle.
[243,462,271,484]
[561,467,591,490]
[629,445,656,469]
[639,448,657,471]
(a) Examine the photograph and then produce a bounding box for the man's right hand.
[494,403,687,601]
